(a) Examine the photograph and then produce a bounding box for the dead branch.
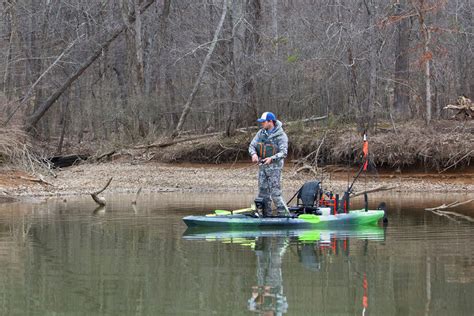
[137,115,328,150]
[425,199,473,211]
[350,185,395,198]
[430,210,474,223]
[134,132,222,149]
[3,38,80,126]
[95,150,116,161]
[19,175,53,186]
[293,130,328,174]
[25,0,156,131]
[131,187,142,205]
[172,0,228,137]
[439,150,473,173]
[313,130,328,168]
[443,96,474,119]
[285,115,328,125]
[295,164,319,176]
[91,177,113,206]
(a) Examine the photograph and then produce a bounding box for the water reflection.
[0,193,472,315]
[249,236,288,314]
[184,227,385,315]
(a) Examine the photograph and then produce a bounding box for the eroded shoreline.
[1,161,473,202]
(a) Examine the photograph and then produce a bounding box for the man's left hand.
[262,157,272,165]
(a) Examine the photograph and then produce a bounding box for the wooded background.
[1,0,472,146]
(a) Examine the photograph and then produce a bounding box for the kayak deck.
[183,209,385,228]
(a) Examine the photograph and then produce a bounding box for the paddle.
[212,207,253,216]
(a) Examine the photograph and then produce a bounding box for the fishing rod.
[346,161,367,195]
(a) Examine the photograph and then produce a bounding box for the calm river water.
[0,192,473,315]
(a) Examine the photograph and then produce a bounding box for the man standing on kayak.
[249,112,289,216]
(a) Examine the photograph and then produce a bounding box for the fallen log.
[443,96,473,119]
[135,116,328,150]
[285,115,328,125]
[134,132,221,149]
[95,150,116,161]
[91,177,113,206]
[48,154,89,168]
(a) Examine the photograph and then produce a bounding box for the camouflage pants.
[257,166,287,216]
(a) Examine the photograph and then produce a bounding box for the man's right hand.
[252,154,259,163]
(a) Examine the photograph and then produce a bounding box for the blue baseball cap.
[257,112,276,122]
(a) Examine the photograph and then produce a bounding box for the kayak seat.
[298,181,322,207]
[291,181,323,214]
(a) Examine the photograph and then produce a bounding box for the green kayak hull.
[183,209,385,228]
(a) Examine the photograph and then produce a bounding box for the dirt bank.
[0,161,473,201]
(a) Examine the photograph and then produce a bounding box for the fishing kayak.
[183,209,385,228]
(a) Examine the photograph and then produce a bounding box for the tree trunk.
[393,0,410,119]
[25,0,156,132]
[243,0,262,123]
[424,30,432,124]
[134,0,145,90]
[172,0,228,137]
[364,0,377,131]
[414,0,432,124]
[2,1,15,99]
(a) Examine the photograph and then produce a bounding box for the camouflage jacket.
[248,120,288,169]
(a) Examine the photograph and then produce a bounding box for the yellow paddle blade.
[212,208,253,216]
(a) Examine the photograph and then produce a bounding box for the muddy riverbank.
[1,161,473,202]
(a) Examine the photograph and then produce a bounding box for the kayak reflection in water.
[248,236,289,315]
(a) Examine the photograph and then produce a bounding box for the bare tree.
[172,0,228,137]
[393,0,411,118]
[25,0,156,132]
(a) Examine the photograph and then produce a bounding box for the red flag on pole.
[362,134,369,171]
